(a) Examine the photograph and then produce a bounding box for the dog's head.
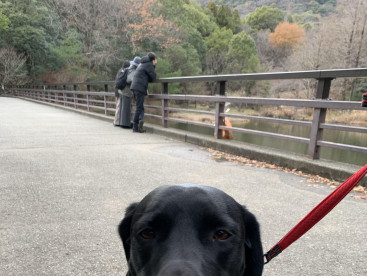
[118,184,263,276]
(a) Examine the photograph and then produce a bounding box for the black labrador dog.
[118,184,263,276]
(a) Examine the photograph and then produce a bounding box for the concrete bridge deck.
[1,97,366,275]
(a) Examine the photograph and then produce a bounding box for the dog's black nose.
[157,261,203,276]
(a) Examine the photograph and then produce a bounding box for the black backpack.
[115,69,129,91]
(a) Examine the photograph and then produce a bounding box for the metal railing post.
[214,81,226,139]
[161,82,168,128]
[308,78,333,159]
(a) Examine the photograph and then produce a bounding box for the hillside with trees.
[0,0,366,100]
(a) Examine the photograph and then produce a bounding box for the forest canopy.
[0,0,366,100]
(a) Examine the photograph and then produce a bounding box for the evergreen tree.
[0,0,62,80]
[246,5,285,32]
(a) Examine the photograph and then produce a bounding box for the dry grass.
[227,89,367,127]
[326,110,367,127]
[168,107,367,127]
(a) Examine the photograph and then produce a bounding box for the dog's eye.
[213,230,231,241]
[140,229,156,239]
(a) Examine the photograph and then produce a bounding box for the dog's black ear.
[242,207,264,276]
[118,202,139,262]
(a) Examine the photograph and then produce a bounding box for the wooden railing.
[11,68,367,160]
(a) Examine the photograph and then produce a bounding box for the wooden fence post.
[63,85,66,106]
[87,84,90,112]
[54,85,57,104]
[161,82,168,128]
[104,84,108,116]
[73,85,77,109]
[308,78,333,159]
[214,81,226,139]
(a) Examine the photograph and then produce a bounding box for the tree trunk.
[341,0,361,100]
[349,5,366,100]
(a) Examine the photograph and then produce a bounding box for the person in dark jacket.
[130,52,157,133]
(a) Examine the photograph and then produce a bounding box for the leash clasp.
[264,245,282,264]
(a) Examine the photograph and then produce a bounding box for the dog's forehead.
[138,184,240,213]
[154,184,230,200]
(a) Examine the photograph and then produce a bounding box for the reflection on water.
[146,117,367,166]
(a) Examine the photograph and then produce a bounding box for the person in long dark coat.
[130,52,157,133]
[113,60,130,127]
[119,56,141,128]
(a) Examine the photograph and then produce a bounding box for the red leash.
[264,164,367,264]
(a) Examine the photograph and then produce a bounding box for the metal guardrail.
[11,68,367,160]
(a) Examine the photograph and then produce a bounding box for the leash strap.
[264,164,367,264]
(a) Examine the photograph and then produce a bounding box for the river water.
[232,120,367,166]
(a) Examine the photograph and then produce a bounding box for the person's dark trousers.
[132,90,145,132]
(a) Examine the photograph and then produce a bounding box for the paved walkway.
[1,97,366,275]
